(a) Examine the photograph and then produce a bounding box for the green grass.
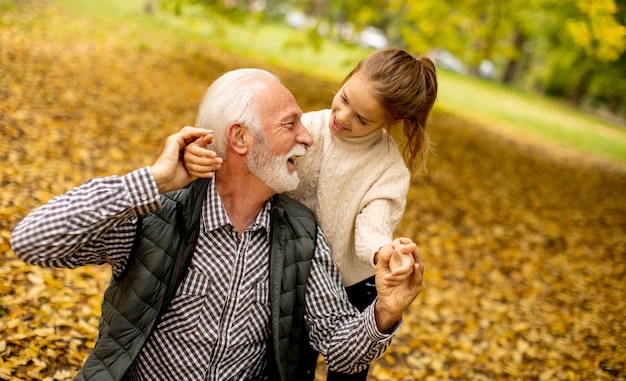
[437,71,626,162]
[53,0,626,163]
[54,0,371,80]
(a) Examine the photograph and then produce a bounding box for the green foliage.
[160,0,183,15]
[151,0,626,116]
[50,0,626,161]
[567,0,626,61]
[588,55,626,112]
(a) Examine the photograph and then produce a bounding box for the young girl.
[290,48,436,380]
[184,48,437,380]
[288,47,436,289]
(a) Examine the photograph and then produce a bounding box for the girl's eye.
[357,116,366,124]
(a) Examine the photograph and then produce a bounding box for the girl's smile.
[331,116,349,133]
[329,72,388,138]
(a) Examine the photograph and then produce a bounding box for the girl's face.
[329,72,388,138]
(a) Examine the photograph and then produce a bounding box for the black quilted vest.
[75,178,318,381]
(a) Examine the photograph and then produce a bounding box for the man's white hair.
[194,68,281,157]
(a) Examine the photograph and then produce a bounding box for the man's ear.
[227,123,251,154]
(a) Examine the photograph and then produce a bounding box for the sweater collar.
[330,128,385,151]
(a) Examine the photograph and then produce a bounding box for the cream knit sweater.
[287,110,410,287]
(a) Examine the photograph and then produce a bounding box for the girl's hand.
[183,132,223,178]
[380,237,418,286]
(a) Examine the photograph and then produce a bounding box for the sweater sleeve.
[354,161,410,267]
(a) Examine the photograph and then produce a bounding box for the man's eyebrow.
[281,111,300,122]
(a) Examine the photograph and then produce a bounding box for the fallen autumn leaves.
[1,2,625,380]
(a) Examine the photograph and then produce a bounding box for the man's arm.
[10,168,159,274]
[305,228,397,375]
[10,127,212,274]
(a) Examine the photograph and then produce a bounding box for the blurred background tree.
[158,0,626,119]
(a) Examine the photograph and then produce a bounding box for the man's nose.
[295,122,313,147]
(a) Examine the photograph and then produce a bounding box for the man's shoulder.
[272,194,318,236]
[272,195,319,256]
[274,194,315,217]
[160,179,210,204]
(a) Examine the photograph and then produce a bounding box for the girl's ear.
[227,123,252,154]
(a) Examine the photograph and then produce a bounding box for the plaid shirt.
[11,167,396,380]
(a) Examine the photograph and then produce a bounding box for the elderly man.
[11,68,424,381]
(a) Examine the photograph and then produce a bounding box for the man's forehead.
[247,77,300,122]
[260,89,301,118]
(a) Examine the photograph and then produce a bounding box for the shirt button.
[140,194,148,201]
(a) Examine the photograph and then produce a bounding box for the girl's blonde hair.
[342,48,438,175]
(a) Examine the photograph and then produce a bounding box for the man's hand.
[151,127,219,193]
[373,237,425,333]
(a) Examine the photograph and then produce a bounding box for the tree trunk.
[608,95,623,115]
[502,29,525,85]
[570,75,589,106]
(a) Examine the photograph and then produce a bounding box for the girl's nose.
[335,108,350,128]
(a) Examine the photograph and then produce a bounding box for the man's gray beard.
[247,132,304,194]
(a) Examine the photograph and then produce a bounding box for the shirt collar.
[202,177,272,237]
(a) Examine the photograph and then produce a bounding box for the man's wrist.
[373,298,402,333]
[123,167,161,216]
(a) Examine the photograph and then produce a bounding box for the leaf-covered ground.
[1,3,625,381]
